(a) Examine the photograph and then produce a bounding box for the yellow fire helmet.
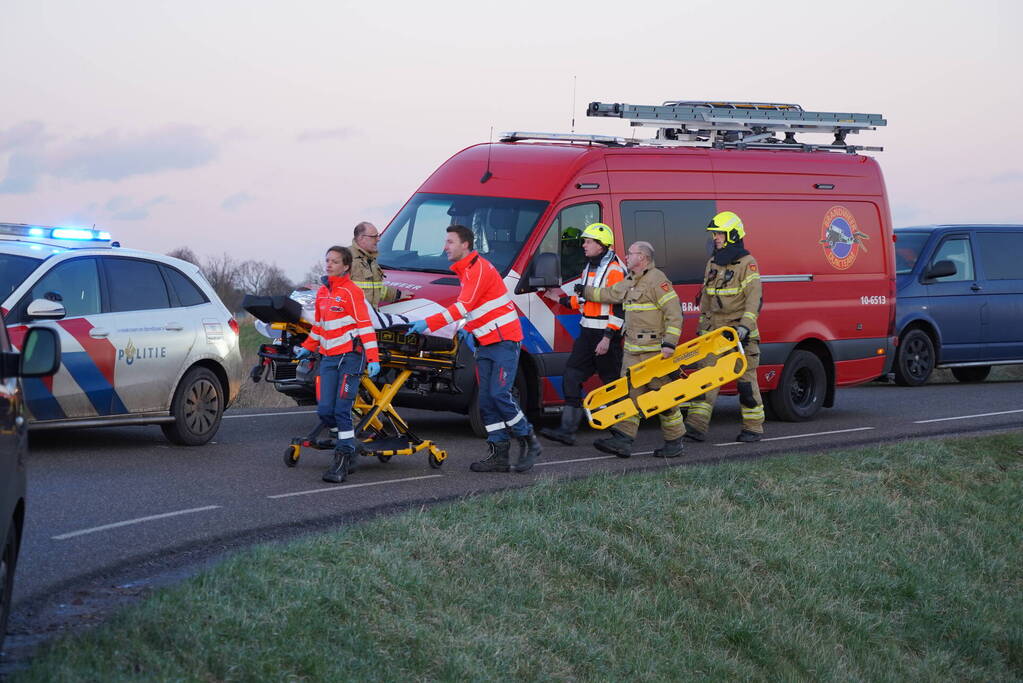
[707,211,746,243]
[581,222,614,248]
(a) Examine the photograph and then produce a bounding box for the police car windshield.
[894,231,930,274]
[1,254,42,300]
[378,193,548,275]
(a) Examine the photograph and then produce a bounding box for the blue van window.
[976,233,1023,280]
[930,237,974,282]
[894,232,929,274]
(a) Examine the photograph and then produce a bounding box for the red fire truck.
[375,100,895,433]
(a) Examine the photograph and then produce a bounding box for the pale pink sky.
[2,0,1020,280]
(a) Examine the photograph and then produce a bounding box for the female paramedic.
[296,246,381,483]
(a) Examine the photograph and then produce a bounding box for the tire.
[161,367,225,446]
[893,329,935,387]
[768,350,827,422]
[468,369,529,439]
[284,444,300,467]
[0,518,20,651]
[951,366,991,383]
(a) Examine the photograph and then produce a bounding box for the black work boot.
[346,445,360,474]
[682,425,706,442]
[514,430,542,473]
[653,437,684,458]
[594,429,634,458]
[322,448,351,483]
[539,405,583,446]
[736,430,763,443]
[470,440,511,472]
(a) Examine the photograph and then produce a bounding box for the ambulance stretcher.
[583,327,748,429]
[242,295,456,470]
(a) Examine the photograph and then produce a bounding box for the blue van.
[892,224,1023,385]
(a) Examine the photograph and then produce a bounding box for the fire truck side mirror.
[516,252,561,294]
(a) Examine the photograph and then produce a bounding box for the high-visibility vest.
[424,251,523,345]
[302,275,380,362]
[566,250,625,331]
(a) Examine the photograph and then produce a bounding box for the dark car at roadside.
[892,224,1023,385]
[1,319,60,650]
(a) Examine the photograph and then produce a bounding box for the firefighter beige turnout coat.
[350,242,400,307]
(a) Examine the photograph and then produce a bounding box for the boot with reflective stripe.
[539,405,583,446]
[515,430,542,473]
[470,440,511,472]
[594,429,634,458]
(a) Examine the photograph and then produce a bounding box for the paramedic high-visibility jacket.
[562,249,626,334]
[302,274,380,363]
[585,266,683,354]
[349,242,400,307]
[422,250,523,345]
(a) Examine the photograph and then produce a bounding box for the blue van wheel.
[894,329,935,387]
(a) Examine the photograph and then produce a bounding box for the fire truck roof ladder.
[586,100,887,153]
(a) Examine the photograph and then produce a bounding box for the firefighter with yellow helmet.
[684,210,765,442]
[541,222,626,445]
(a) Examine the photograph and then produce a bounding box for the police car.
[1,222,243,445]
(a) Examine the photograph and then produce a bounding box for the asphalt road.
[13,377,1023,612]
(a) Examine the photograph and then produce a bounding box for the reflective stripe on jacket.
[350,243,399,307]
[302,274,380,362]
[585,266,683,354]
[424,251,523,345]
[697,253,762,338]
[567,249,626,332]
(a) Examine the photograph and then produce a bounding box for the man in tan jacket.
[583,241,685,458]
[350,221,402,307]
[684,211,765,443]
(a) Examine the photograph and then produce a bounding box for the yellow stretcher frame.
[273,322,454,469]
[583,327,748,430]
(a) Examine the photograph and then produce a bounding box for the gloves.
[294,347,312,360]
[408,319,429,335]
[736,325,750,342]
[457,328,476,352]
[573,283,586,297]
[367,362,381,378]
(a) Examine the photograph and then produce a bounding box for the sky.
[1,0,1021,281]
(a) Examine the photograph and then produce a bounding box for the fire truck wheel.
[469,371,529,439]
[893,328,935,387]
[768,350,826,422]
[161,367,224,446]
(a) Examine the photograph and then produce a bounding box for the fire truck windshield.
[378,193,548,275]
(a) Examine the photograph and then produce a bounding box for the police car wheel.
[893,329,935,387]
[161,367,224,446]
[768,349,826,422]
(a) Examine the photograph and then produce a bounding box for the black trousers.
[563,327,623,407]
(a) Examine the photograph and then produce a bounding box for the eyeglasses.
[361,233,381,241]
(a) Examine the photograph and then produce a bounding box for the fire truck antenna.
[571,76,577,133]
[481,127,494,183]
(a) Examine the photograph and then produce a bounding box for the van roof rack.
[499,131,629,146]
[586,100,886,153]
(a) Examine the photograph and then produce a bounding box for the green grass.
[18,434,1023,681]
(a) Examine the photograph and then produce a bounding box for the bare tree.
[301,261,324,288]
[202,253,244,312]
[237,260,293,296]
[167,246,200,265]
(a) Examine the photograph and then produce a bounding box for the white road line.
[536,454,618,467]
[224,410,317,420]
[52,505,222,541]
[914,409,1023,424]
[713,426,876,447]
[268,474,443,499]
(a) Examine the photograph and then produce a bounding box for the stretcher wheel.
[428,452,444,469]
[284,444,300,467]
[377,454,392,463]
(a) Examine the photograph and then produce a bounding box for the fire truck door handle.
[970,284,982,292]
[165,322,184,331]
[89,328,109,339]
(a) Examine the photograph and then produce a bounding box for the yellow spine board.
[583,327,747,429]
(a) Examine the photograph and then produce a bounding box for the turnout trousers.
[316,351,365,451]
[563,327,623,407]
[476,340,532,443]
[685,338,765,435]
[615,350,685,441]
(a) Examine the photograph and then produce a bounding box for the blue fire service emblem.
[819,205,869,270]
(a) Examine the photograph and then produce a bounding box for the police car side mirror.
[516,252,561,294]
[26,298,67,320]
[1,327,61,379]
[923,259,956,281]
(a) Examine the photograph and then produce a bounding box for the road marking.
[52,505,222,540]
[914,409,1023,424]
[224,410,317,420]
[536,454,618,466]
[268,474,443,499]
[713,426,876,446]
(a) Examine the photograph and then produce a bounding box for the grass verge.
[17,433,1023,681]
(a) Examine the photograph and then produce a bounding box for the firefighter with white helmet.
[541,222,626,445]
[685,210,765,442]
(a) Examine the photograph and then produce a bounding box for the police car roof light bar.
[0,222,115,247]
[586,101,886,153]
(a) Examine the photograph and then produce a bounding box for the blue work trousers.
[476,340,531,443]
[317,352,365,451]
